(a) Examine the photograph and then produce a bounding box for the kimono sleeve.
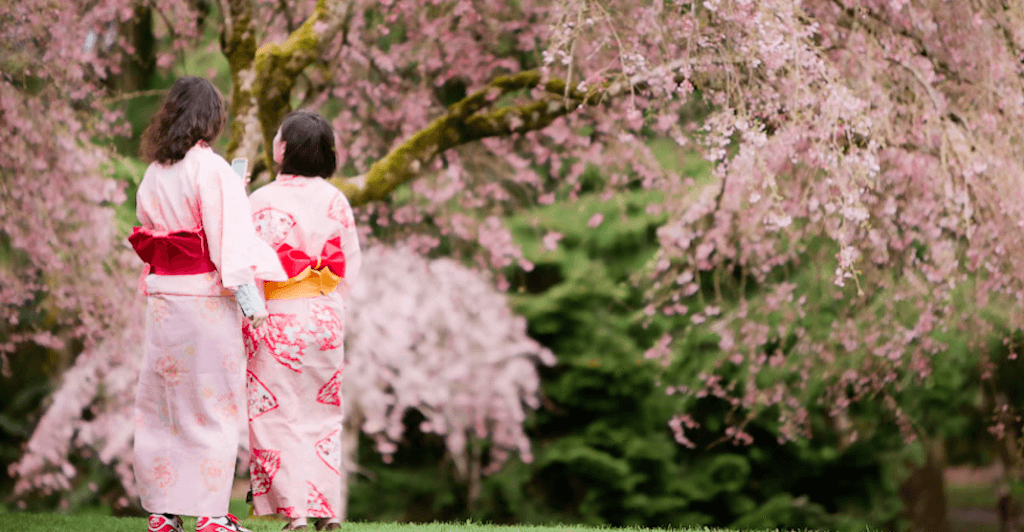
[133,183,154,295]
[328,188,361,289]
[198,156,288,288]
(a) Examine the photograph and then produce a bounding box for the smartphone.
[231,158,248,180]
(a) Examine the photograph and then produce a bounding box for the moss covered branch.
[222,0,258,159]
[224,0,351,167]
[327,71,608,207]
[327,58,704,207]
[252,0,351,170]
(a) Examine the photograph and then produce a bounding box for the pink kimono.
[244,174,361,519]
[132,144,287,516]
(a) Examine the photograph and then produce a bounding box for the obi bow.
[128,227,217,275]
[265,237,346,300]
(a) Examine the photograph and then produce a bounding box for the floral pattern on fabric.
[306,482,335,518]
[253,208,296,249]
[307,303,344,350]
[247,371,279,420]
[315,370,343,407]
[243,320,262,361]
[150,457,178,495]
[276,506,299,518]
[315,429,341,475]
[222,351,241,373]
[155,353,185,386]
[200,458,226,492]
[327,195,354,229]
[263,313,307,372]
[251,448,281,497]
[197,296,229,323]
[215,391,240,420]
[149,298,170,326]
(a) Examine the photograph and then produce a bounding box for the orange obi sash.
[128,227,217,275]
[264,237,346,300]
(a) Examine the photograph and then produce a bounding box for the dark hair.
[278,110,337,178]
[140,76,227,165]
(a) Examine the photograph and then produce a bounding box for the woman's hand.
[234,283,267,327]
[249,308,268,329]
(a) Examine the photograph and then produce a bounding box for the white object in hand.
[233,283,264,319]
[231,158,248,180]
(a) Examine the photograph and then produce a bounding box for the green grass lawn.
[0,500,845,532]
[0,515,848,532]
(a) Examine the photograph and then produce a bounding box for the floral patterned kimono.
[131,143,287,516]
[244,174,361,520]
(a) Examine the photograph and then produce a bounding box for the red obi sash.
[277,237,346,279]
[265,237,346,300]
[128,227,217,275]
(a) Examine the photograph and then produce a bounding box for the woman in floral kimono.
[244,111,361,531]
[130,76,288,532]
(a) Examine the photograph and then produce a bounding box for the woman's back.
[137,143,225,232]
[136,143,286,296]
[249,175,361,289]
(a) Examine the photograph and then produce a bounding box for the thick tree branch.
[251,0,351,172]
[224,0,351,170]
[329,60,695,207]
[223,0,258,160]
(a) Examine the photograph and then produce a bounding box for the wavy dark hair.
[140,76,227,165]
[278,110,337,178]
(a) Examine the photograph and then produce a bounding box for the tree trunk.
[467,436,482,513]
[899,438,953,532]
[104,5,155,93]
[994,400,1022,532]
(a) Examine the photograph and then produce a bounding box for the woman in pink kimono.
[130,76,288,532]
[244,111,361,531]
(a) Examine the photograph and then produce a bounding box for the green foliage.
[0,238,62,508]
[0,376,50,505]
[347,188,906,531]
[106,6,232,159]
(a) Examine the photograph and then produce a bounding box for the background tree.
[341,245,555,521]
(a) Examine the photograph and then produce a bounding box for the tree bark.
[899,438,953,532]
[993,395,1023,532]
[467,436,482,513]
[104,5,155,93]
[222,0,351,172]
[221,0,259,163]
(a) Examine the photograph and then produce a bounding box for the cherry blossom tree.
[215,0,1024,450]
[635,0,1024,445]
[7,0,1024,528]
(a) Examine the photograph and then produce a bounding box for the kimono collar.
[276,173,307,182]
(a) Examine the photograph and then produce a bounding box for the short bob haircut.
[140,76,227,165]
[278,110,337,178]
